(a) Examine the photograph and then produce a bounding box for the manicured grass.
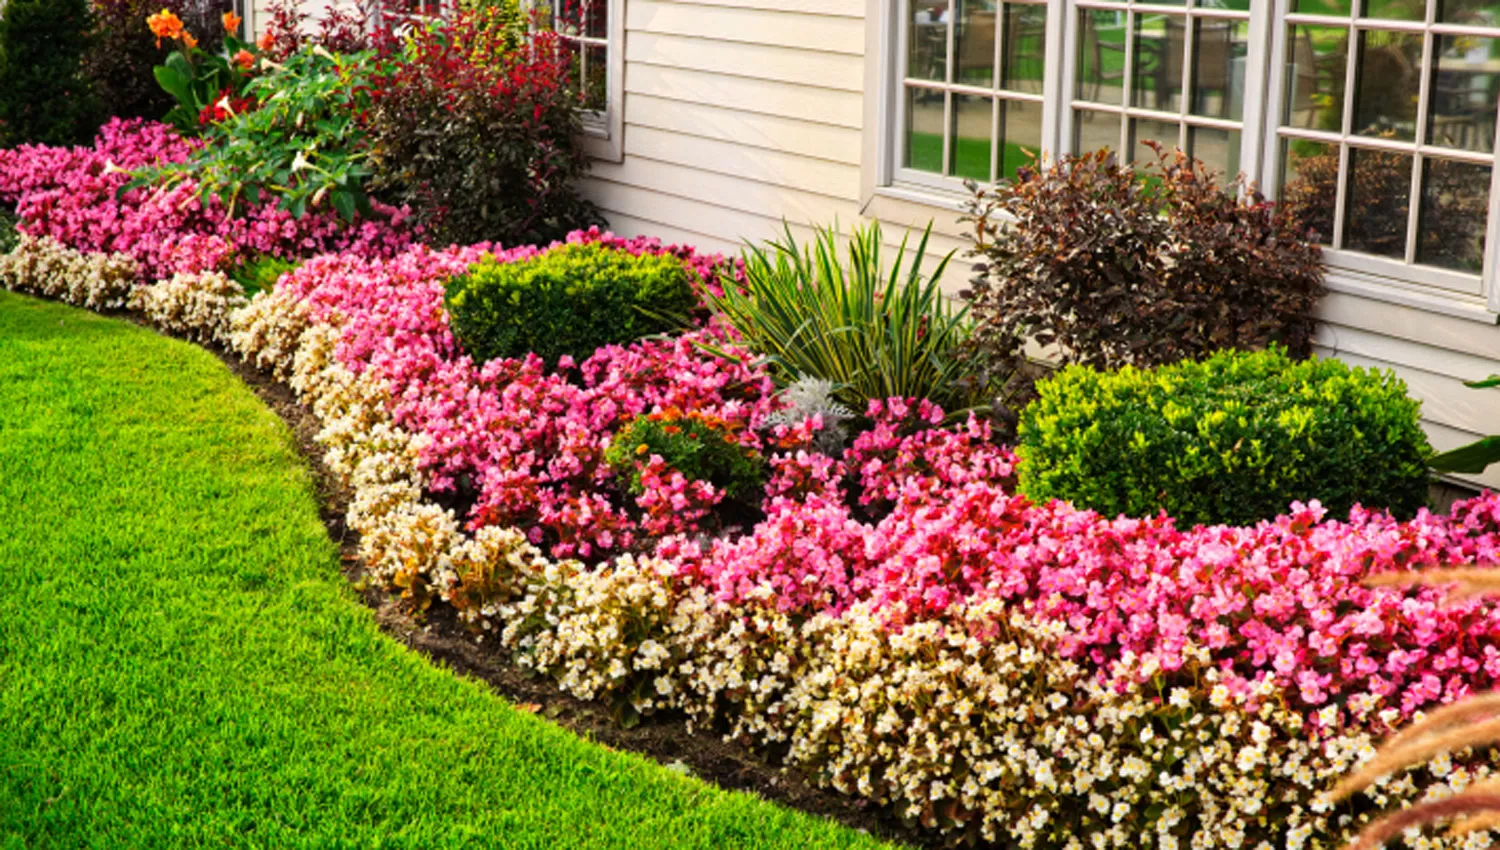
[0,291,891,850]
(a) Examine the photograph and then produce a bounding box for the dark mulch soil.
[164,328,950,850]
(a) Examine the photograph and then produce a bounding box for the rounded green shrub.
[444,243,700,366]
[1016,347,1432,528]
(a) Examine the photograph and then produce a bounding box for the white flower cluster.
[24,258,1494,850]
[128,270,249,344]
[0,235,138,310]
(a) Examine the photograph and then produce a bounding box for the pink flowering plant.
[0,118,410,280]
[13,113,1500,849]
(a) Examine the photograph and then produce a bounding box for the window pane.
[1000,3,1047,94]
[1279,138,1339,245]
[1284,25,1348,131]
[909,1,948,82]
[584,44,607,111]
[554,0,582,34]
[951,94,993,181]
[1427,34,1500,153]
[1293,0,1353,12]
[1000,99,1043,182]
[1190,18,1247,121]
[1417,157,1492,272]
[1074,108,1122,155]
[1188,126,1242,179]
[1134,13,1186,111]
[585,0,607,39]
[1353,29,1422,141]
[1363,0,1424,19]
[1130,117,1181,163]
[1437,0,1500,24]
[954,0,995,87]
[905,87,946,173]
[1344,147,1413,258]
[1077,9,1127,104]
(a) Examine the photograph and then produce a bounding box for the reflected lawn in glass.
[907,131,1040,183]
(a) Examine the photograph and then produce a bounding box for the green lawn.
[0,291,891,850]
[907,131,1040,183]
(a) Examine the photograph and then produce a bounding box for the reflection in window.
[901,0,1046,183]
[1429,34,1500,152]
[1418,158,1492,272]
[1352,29,1421,140]
[1279,138,1338,245]
[1343,147,1413,259]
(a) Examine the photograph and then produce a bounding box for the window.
[1270,0,1500,295]
[1071,0,1252,177]
[881,0,1500,310]
[545,0,626,160]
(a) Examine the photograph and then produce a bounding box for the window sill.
[1323,267,1500,325]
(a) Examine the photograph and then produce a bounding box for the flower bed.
[6,121,1500,850]
[0,118,411,281]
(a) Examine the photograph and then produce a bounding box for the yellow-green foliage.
[445,244,699,366]
[1017,347,1432,527]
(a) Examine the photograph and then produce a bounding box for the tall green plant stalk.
[706,221,993,415]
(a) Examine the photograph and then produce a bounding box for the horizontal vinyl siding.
[1313,298,1500,490]
[584,0,867,255]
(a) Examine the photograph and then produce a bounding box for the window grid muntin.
[1071,0,1252,171]
[1275,0,1500,284]
[898,0,1049,184]
[554,0,611,114]
[882,0,1500,303]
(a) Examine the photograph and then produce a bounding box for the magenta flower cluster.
[0,118,412,280]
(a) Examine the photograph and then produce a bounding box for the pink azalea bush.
[0,118,412,280]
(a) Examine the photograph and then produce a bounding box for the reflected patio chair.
[955,10,996,84]
[1163,18,1239,115]
[1080,13,1130,103]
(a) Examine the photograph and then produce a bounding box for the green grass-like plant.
[445,243,700,366]
[1017,347,1432,528]
[706,221,991,415]
[0,291,889,850]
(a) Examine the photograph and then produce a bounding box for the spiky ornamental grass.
[705,221,998,417]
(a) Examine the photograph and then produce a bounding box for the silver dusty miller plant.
[763,377,855,456]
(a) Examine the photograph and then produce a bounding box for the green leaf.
[1429,436,1500,474]
[153,64,193,107]
[331,191,356,224]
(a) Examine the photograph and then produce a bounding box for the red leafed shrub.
[961,143,1325,372]
[362,5,602,247]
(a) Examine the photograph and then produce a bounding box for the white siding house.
[253,0,1500,489]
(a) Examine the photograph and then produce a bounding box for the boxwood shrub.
[1016,347,1432,528]
[444,243,700,366]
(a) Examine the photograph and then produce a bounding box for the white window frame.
[872,0,1500,320]
[557,0,626,162]
[372,0,625,162]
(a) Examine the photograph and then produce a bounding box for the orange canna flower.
[232,48,255,71]
[257,31,274,52]
[222,11,242,34]
[181,31,198,49]
[146,8,184,47]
